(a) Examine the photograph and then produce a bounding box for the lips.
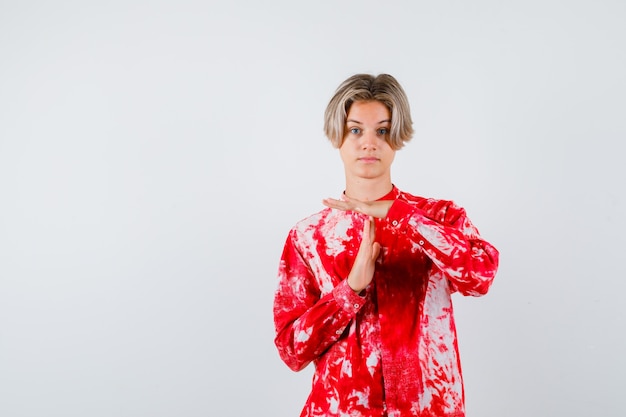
[358,157,379,163]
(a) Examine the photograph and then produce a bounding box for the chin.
[356,172,384,180]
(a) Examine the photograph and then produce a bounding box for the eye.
[377,128,389,136]
[348,127,361,135]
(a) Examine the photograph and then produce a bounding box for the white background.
[1,1,624,416]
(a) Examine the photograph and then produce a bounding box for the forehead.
[346,100,390,123]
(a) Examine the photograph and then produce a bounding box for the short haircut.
[323,73,414,149]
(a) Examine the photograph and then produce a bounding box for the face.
[339,100,396,183]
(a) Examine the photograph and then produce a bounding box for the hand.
[322,195,393,219]
[347,216,381,293]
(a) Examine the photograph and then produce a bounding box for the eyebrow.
[346,119,391,124]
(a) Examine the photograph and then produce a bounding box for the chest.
[306,216,432,296]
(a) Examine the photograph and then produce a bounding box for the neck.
[344,177,393,202]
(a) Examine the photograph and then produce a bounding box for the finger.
[368,216,376,239]
[362,216,371,243]
[323,198,351,211]
[322,198,339,209]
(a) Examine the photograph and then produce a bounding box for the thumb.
[371,242,381,262]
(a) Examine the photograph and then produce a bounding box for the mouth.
[358,157,380,163]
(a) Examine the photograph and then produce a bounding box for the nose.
[361,130,378,150]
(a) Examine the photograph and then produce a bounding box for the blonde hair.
[323,73,414,149]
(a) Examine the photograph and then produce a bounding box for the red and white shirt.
[273,186,499,417]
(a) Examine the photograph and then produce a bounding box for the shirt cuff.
[385,199,412,230]
[333,279,366,313]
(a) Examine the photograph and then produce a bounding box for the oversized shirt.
[273,186,499,417]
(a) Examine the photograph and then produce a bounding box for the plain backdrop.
[1,1,624,416]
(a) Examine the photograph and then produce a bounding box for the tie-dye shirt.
[273,186,499,417]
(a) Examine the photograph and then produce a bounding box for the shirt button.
[354,303,360,309]
[336,330,343,335]
[392,220,398,226]
[419,240,424,245]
